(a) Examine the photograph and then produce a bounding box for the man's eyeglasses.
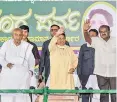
[50,29,58,32]
[99,31,109,34]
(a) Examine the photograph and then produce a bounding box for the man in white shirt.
[0,28,35,102]
[83,20,116,102]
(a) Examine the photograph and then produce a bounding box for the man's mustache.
[101,34,107,36]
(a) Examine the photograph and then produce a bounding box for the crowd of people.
[0,20,116,102]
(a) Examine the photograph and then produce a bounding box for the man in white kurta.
[0,28,35,102]
[83,21,116,102]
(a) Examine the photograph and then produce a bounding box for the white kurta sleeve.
[28,52,35,74]
[0,41,9,68]
[91,37,100,48]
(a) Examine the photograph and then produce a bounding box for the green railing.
[0,87,116,102]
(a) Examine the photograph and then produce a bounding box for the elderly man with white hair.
[0,28,35,102]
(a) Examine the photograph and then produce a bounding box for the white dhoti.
[0,65,32,102]
[85,75,100,102]
[1,94,31,102]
